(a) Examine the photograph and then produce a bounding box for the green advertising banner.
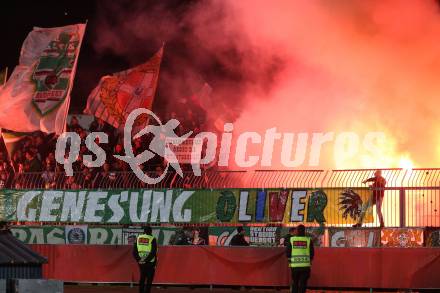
[10,225,178,245]
[279,227,327,247]
[11,226,66,244]
[248,226,282,247]
[1,188,373,225]
[208,226,251,246]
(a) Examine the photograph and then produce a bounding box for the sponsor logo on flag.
[32,31,81,115]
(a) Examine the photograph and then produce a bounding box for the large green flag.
[0,24,86,134]
[0,188,374,225]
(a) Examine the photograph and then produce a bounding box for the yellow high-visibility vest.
[289,236,311,268]
[137,234,156,263]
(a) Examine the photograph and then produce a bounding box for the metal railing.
[6,169,328,189]
[2,168,440,227]
[5,168,440,189]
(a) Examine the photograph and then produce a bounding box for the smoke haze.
[92,0,440,169]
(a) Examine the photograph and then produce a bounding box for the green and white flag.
[0,24,86,134]
[0,67,7,88]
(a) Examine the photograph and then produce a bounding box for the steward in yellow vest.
[133,226,157,293]
[286,225,314,293]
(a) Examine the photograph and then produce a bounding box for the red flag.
[84,46,163,128]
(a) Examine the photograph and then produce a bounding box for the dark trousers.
[376,196,385,227]
[138,263,155,293]
[291,267,310,293]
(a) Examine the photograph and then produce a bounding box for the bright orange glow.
[228,1,440,169]
[399,156,414,169]
[333,130,415,169]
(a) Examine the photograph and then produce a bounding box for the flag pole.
[143,42,165,129]
[0,69,8,143]
[3,67,7,86]
[61,20,88,134]
[0,67,7,87]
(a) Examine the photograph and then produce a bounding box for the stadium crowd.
[0,104,209,190]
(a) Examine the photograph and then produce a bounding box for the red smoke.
[226,0,440,169]
[93,0,440,169]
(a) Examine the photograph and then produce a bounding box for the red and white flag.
[84,46,163,128]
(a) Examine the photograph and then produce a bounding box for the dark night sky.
[1,0,288,124]
[1,0,218,115]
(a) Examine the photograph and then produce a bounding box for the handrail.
[3,168,440,189]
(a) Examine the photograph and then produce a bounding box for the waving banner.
[208,226,250,246]
[0,188,373,225]
[84,46,163,128]
[0,24,86,134]
[11,225,179,245]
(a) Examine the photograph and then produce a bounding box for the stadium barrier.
[30,244,440,289]
[3,168,439,289]
[10,225,440,248]
[2,167,440,227]
[8,168,440,189]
